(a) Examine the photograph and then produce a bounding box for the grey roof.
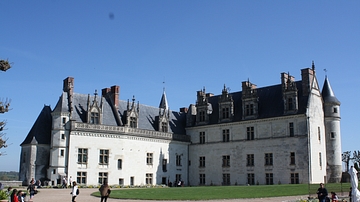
[20,105,52,146]
[322,77,340,105]
[201,81,309,125]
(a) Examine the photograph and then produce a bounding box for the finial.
[324,68,327,78]
[132,95,135,102]
[312,61,315,70]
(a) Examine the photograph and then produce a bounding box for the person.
[11,189,18,202]
[68,176,73,188]
[70,181,79,202]
[62,176,67,188]
[27,179,36,200]
[317,183,328,202]
[17,190,25,202]
[99,180,111,202]
[349,187,353,202]
[331,192,338,202]
[36,179,42,188]
[6,187,12,202]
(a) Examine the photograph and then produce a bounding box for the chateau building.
[19,63,342,186]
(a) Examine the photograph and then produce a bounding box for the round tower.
[322,76,342,182]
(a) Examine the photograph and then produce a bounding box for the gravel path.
[23,188,313,202]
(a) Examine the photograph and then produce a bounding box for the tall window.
[130,117,137,128]
[61,133,65,139]
[331,132,335,139]
[119,178,124,186]
[130,177,134,186]
[247,127,254,140]
[146,173,153,185]
[247,173,255,185]
[265,173,273,185]
[290,152,295,165]
[162,159,167,172]
[199,132,205,144]
[265,153,273,166]
[147,153,153,165]
[99,149,109,165]
[247,154,254,166]
[161,122,168,132]
[117,159,122,170]
[318,127,321,141]
[288,97,293,110]
[176,155,182,166]
[199,174,206,185]
[333,107,338,113]
[199,111,205,122]
[222,155,230,167]
[222,107,230,119]
[290,173,299,184]
[90,112,99,124]
[222,173,230,185]
[222,129,230,142]
[62,117,66,124]
[60,149,64,157]
[199,156,205,168]
[77,172,86,184]
[319,152,322,168]
[289,122,294,137]
[246,104,254,115]
[98,172,108,184]
[176,174,181,184]
[78,148,88,164]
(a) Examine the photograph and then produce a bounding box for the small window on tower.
[62,117,66,124]
[331,132,335,139]
[333,107,338,113]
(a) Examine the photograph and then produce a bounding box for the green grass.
[91,183,351,200]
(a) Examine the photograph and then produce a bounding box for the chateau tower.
[322,76,342,182]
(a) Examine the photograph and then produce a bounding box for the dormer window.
[161,122,168,132]
[87,90,103,124]
[218,84,234,123]
[288,98,293,110]
[126,96,139,128]
[90,112,99,124]
[245,104,254,116]
[199,111,205,122]
[222,107,230,119]
[130,117,137,128]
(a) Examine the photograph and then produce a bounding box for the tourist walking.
[99,180,111,202]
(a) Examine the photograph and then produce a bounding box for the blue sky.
[0,1,359,171]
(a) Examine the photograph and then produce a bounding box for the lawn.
[91,183,351,200]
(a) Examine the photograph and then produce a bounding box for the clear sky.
[0,1,359,171]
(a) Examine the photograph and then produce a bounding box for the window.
[199,156,205,168]
[319,152,322,168]
[146,173,153,185]
[246,104,254,116]
[290,173,299,184]
[247,173,255,185]
[117,159,122,170]
[247,127,254,140]
[288,97,293,110]
[90,112,99,124]
[77,172,86,184]
[99,149,109,165]
[331,132,335,139]
[176,154,182,166]
[176,174,181,184]
[119,178,124,186]
[98,172,108,184]
[199,132,205,144]
[265,153,273,166]
[161,122,168,132]
[199,174,205,185]
[61,133,65,139]
[318,127,321,141]
[147,153,153,165]
[62,117,66,124]
[290,152,295,165]
[162,159,167,172]
[130,177,134,186]
[222,107,230,119]
[289,122,294,137]
[60,149,64,156]
[333,107,338,113]
[199,111,205,122]
[130,117,137,128]
[78,148,88,164]
[265,173,273,185]
[222,173,230,185]
[52,169,56,174]
[222,155,230,167]
[247,154,254,166]
[222,129,230,142]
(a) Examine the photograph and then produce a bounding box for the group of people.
[62,175,74,188]
[317,182,353,202]
[6,179,37,202]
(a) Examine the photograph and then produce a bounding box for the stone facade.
[19,64,342,186]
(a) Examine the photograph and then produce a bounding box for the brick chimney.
[63,77,74,93]
[111,85,119,108]
[301,68,315,96]
[179,107,188,113]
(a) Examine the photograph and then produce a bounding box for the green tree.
[0,59,12,155]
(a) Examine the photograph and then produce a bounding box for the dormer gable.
[281,72,298,115]
[195,87,213,125]
[158,89,170,132]
[218,84,234,123]
[87,90,103,124]
[241,80,258,120]
[125,96,139,128]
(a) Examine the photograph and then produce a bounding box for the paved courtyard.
[23,187,314,202]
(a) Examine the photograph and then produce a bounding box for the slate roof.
[322,76,340,105]
[20,105,52,145]
[198,81,309,125]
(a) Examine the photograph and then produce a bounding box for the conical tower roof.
[159,88,168,110]
[322,76,340,105]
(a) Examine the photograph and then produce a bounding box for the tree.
[342,151,352,172]
[0,59,12,155]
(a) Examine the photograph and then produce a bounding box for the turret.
[322,76,342,182]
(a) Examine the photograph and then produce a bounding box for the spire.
[322,76,340,105]
[159,88,168,110]
[312,61,315,70]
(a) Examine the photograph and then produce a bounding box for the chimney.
[111,85,119,108]
[301,68,315,96]
[63,77,74,93]
[179,107,188,113]
[101,88,111,97]
[281,72,295,90]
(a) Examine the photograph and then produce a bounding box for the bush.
[0,190,9,200]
